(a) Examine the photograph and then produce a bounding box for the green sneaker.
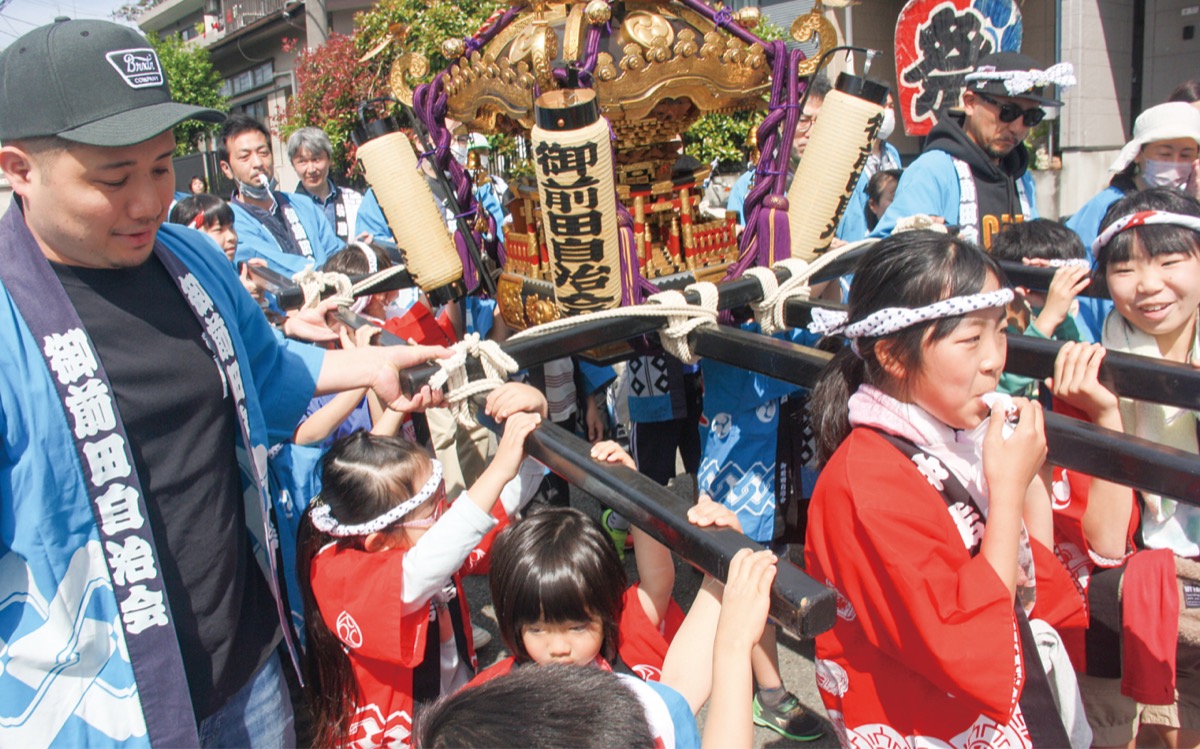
[601,509,628,562]
[752,692,825,741]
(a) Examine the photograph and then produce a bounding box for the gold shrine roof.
[436,1,771,145]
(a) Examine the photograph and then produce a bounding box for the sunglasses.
[974,91,1046,127]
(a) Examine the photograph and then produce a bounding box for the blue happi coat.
[697,323,818,543]
[0,218,323,746]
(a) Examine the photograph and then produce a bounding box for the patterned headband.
[310,459,444,537]
[1092,211,1200,255]
[964,62,1076,97]
[808,289,1015,340]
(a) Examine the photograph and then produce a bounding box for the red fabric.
[310,539,493,748]
[382,305,455,347]
[805,428,1046,746]
[618,584,685,682]
[1122,548,1179,705]
[1047,398,1140,669]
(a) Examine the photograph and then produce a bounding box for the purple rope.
[713,8,734,28]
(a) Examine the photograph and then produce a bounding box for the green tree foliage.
[282,1,503,178]
[147,33,228,155]
[282,32,382,178]
[682,17,786,171]
[354,0,506,81]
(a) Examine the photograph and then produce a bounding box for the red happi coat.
[805,428,1086,748]
[468,583,686,687]
[309,504,509,748]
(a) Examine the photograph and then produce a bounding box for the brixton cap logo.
[0,18,223,147]
[105,48,165,89]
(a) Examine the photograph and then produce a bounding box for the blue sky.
[0,0,138,49]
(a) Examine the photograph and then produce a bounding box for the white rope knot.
[645,282,719,364]
[893,214,948,235]
[292,265,411,313]
[293,269,353,311]
[745,258,813,336]
[429,332,520,428]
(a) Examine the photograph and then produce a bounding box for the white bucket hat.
[1110,102,1200,172]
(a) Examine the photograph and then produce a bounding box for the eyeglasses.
[796,114,818,134]
[974,91,1046,127]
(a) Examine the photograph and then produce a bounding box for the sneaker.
[601,509,628,562]
[752,692,824,741]
[472,624,492,650]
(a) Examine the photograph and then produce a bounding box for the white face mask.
[237,173,274,202]
[1141,159,1194,189]
[877,107,896,141]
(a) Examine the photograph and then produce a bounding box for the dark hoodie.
[924,111,1031,247]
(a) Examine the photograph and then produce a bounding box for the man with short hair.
[219,114,342,274]
[286,126,363,243]
[0,19,445,747]
[727,75,832,226]
[871,52,1073,248]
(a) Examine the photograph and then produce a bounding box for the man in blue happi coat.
[0,19,447,748]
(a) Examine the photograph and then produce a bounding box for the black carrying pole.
[397,259,857,397]
[524,421,836,638]
[247,264,417,310]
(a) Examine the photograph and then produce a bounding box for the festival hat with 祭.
[0,18,224,147]
[963,51,1074,108]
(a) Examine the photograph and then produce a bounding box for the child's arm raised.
[703,548,778,749]
[1030,264,1090,338]
[1049,342,1134,560]
[981,398,1046,596]
[659,501,748,714]
[400,407,542,614]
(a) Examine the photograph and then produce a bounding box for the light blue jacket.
[230,191,342,275]
[870,150,1037,239]
[1066,186,1125,342]
[836,141,902,243]
[0,220,323,746]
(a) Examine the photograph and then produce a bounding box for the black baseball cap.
[964,52,1065,107]
[0,18,224,147]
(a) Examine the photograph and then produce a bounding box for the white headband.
[964,62,1076,97]
[1044,258,1092,269]
[808,289,1015,341]
[346,242,379,314]
[310,459,444,537]
[1092,211,1200,256]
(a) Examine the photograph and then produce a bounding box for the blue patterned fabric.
[0,219,323,746]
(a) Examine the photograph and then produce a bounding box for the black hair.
[988,218,1087,263]
[864,168,903,231]
[1095,187,1200,275]
[488,507,626,666]
[809,231,1005,465]
[413,663,655,749]
[1169,79,1200,104]
[324,241,394,275]
[297,432,433,748]
[216,113,271,165]
[168,193,234,230]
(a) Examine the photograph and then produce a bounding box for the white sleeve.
[400,498,497,614]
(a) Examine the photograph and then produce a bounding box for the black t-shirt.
[53,255,279,721]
